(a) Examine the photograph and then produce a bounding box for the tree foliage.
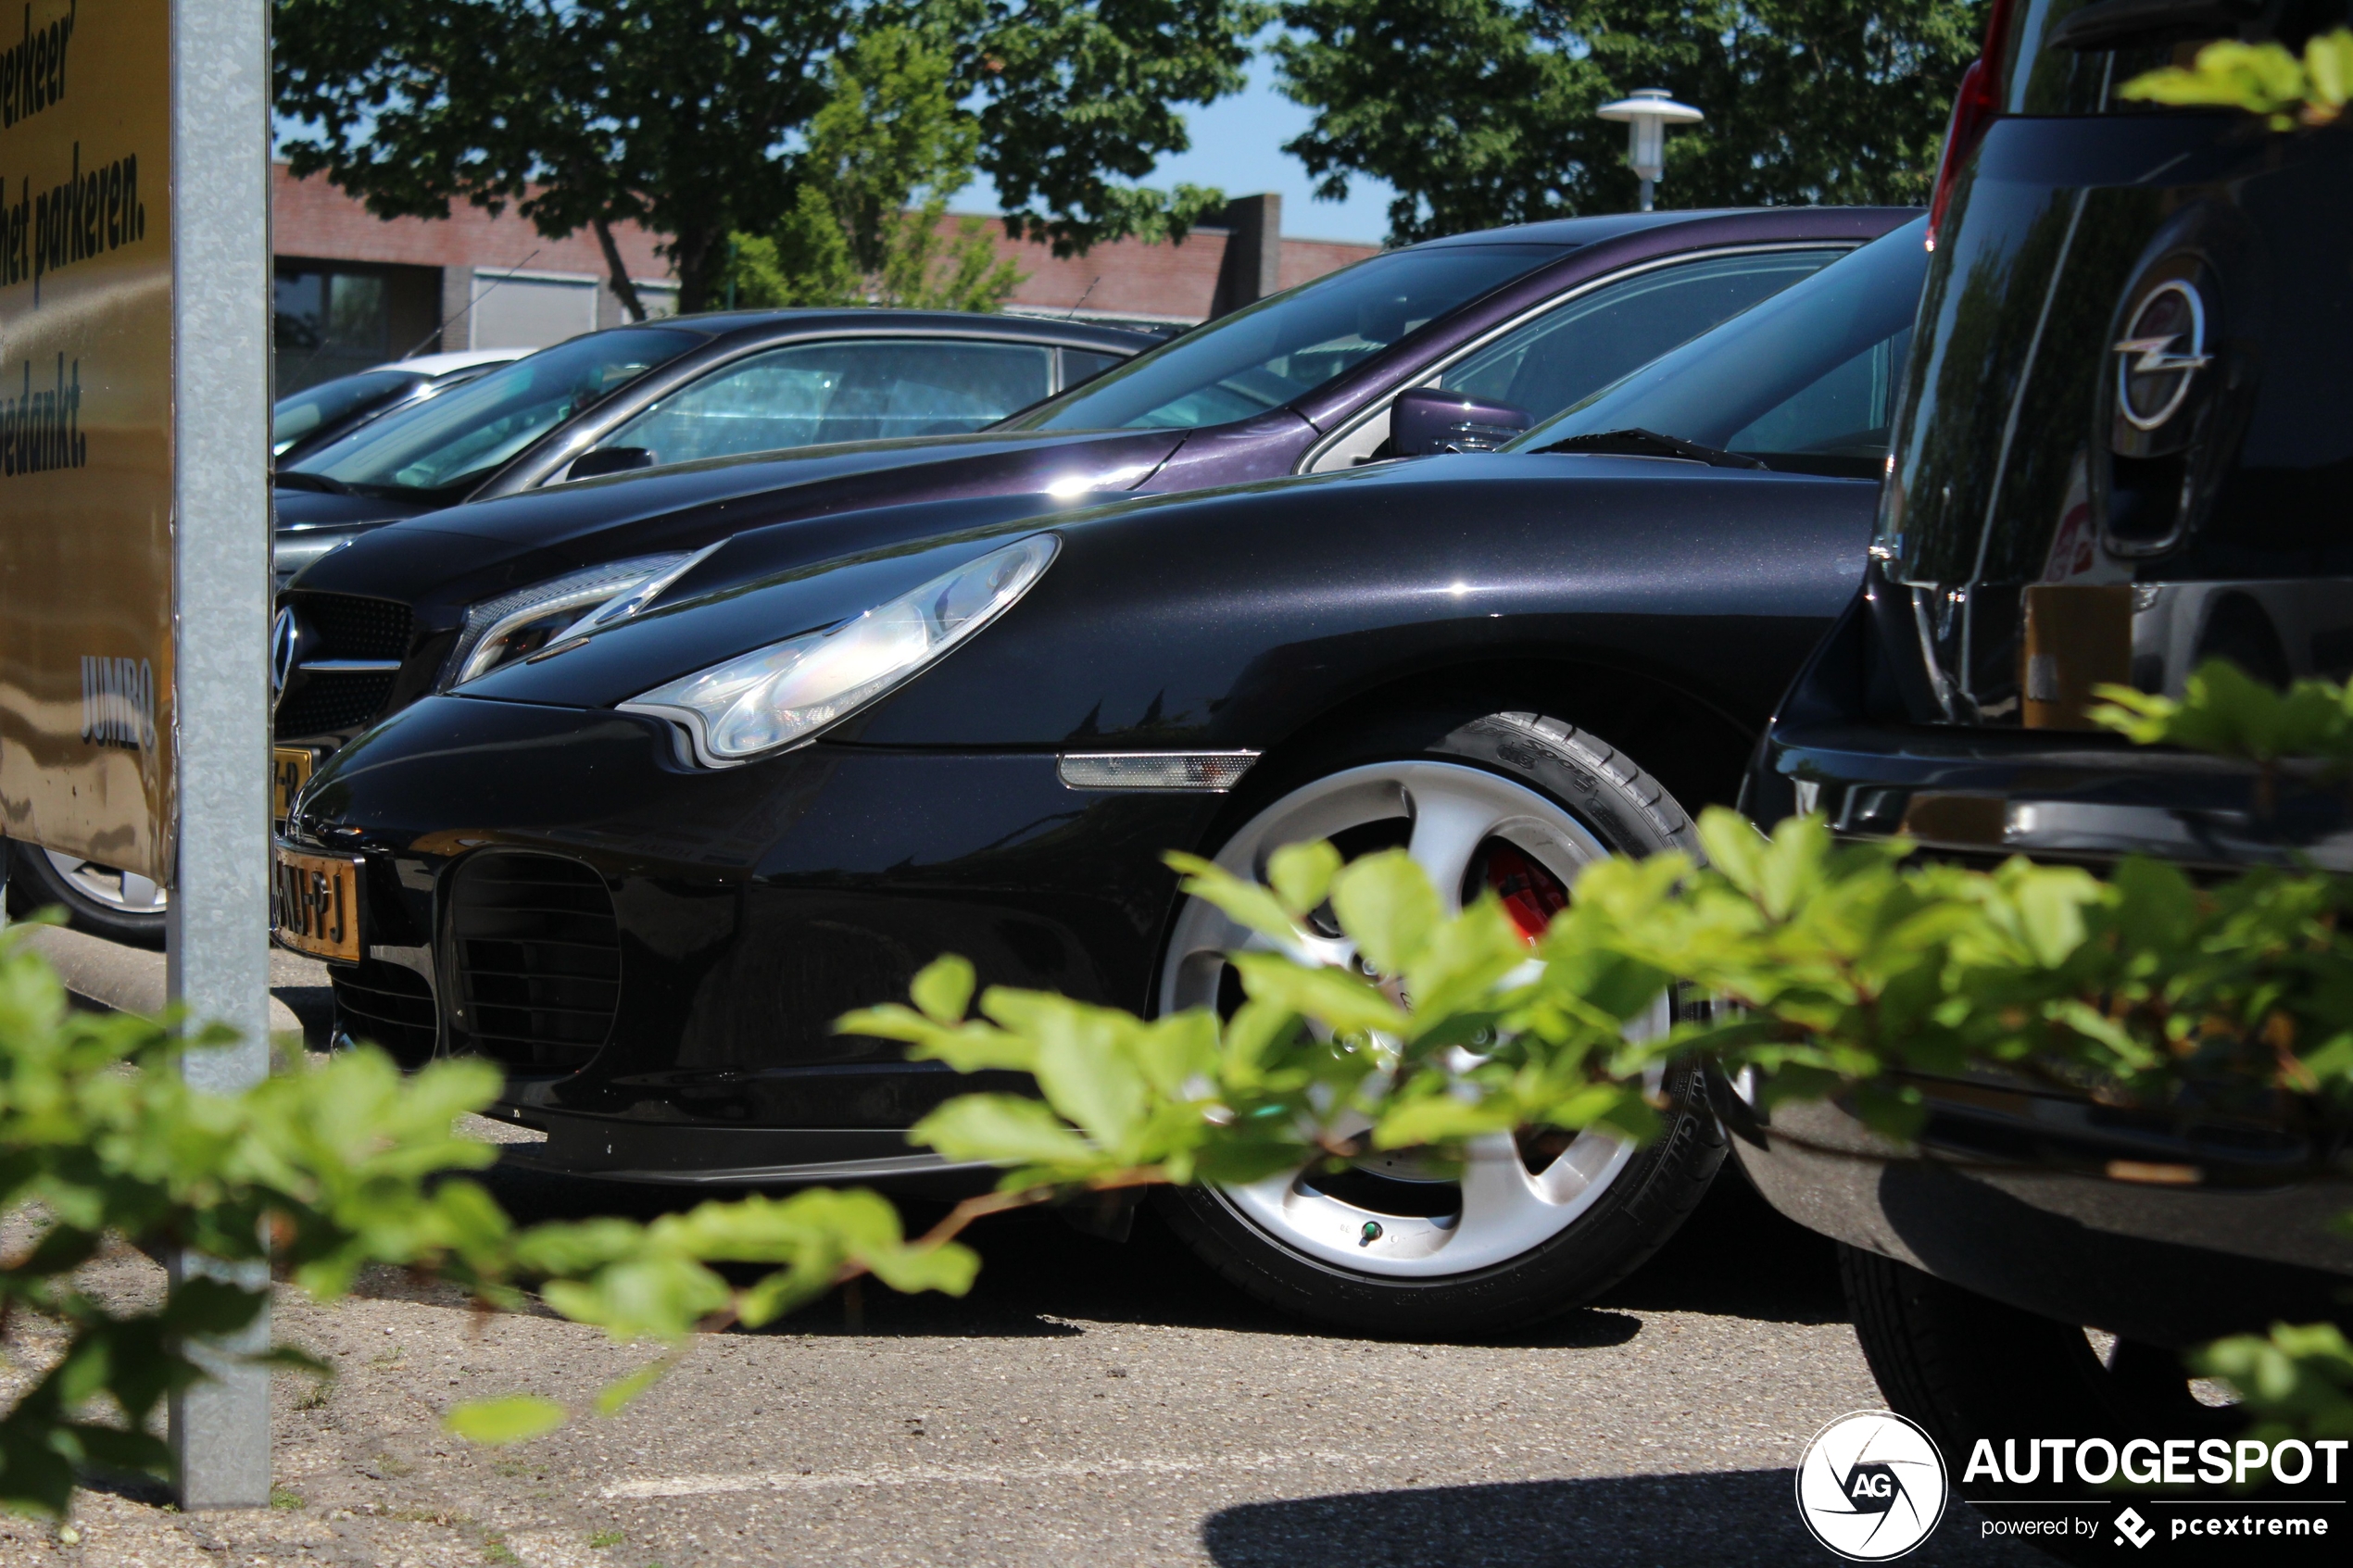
[1275,0,1986,243]
[273,0,1265,313]
[715,28,1026,312]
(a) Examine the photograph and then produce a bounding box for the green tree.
[1275,0,1985,243]
[273,0,1265,315]
[718,28,1027,311]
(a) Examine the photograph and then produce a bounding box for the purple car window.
[1512,218,1931,477]
[1003,245,1571,433]
[1439,249,1841,425]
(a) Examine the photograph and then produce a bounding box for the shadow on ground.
[456,1154,1846,1345]
[1593,1171,1846,1325]
[1200,1471,2044,1567]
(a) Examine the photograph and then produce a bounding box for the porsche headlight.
[443,552,702,689]
[620,533,1058,767]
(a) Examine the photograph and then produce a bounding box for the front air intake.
[450,852,621,1071]
[329,959,438,1065]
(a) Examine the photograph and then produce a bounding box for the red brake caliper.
[1483,844,1569,943]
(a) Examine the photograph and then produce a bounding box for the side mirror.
[565,445,655,482]
[1390,388,1532,457]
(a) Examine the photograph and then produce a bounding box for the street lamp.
[1597,88,1705,213]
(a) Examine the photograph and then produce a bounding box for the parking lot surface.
[3,1159,2049,1567]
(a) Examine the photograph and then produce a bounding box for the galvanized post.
[165,0,276,1511]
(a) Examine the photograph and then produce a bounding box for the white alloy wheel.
[1158,758,1667,1280]
[42,849,169,916]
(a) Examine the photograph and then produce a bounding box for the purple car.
[276,206,1916,765]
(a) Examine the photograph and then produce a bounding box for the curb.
[22,923,311,1043]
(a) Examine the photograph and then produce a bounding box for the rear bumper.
[1717,1074,2353,1345]
[1731,597,2353,1338]
[1743,589,2353,871]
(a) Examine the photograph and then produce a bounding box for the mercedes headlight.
[442,550,710,688]
[620,533,1058,767]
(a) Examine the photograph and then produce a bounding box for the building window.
[275,260,442,395]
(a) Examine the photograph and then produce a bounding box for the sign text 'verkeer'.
[0,0,72,131]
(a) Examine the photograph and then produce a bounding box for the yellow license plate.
[273,847,362,963]
[271,746,315,824]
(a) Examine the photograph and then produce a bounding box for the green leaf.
[910,956,975,1025]
[1130,1010,1218,1098]
[1035,1040,1148,1151]
[909,1094,1098,1168]
[1370,1094,1518,1148]
[862,1236,982,1298]
[540,1255,733,1343]
[1230,951,1407,1038]
[1267,840,1340,916]
[446,1395,569,1446]
[1166,851,1305,948]
[593,1359,674,1417]
[1330,849,1440,975]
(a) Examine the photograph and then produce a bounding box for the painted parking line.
[602,1451,1373,1499]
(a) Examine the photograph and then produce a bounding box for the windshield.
[287,326,702,494]
[1510,218,1931,477]
[272,370,418,457]
[1001,244,1571,432]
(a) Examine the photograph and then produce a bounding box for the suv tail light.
[1927,0,2019,250]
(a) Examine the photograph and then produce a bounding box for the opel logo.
[271,607,303,696]
[2113,280,2212,432]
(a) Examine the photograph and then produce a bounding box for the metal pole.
[1638,177,1655,213]
[166,0,275,1511]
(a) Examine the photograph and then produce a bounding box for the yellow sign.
[0,0,174,881]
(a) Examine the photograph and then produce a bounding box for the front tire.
[1154,710,1725,1336]
[8,842,169,946]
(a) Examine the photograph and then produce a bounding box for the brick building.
[271,165,677,393]
[271,165,1379,394]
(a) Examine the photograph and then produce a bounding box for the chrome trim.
[296,659,403,673]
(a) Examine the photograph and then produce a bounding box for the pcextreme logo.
[1795,1411,1949,1561]
[1959,1434,2345,1554]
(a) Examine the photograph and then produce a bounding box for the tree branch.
[592,217,648,321]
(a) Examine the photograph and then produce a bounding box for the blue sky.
[959,58,1401,246]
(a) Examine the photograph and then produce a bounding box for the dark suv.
[1736,0,2353,1536]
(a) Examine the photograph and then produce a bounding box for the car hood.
[291,426,1188,609]
[273,484,441,533]
[454,452,1876,715]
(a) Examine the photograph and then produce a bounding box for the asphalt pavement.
[0,931,2057,1567]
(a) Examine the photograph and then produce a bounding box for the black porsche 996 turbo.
[278,219,1931,1334]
